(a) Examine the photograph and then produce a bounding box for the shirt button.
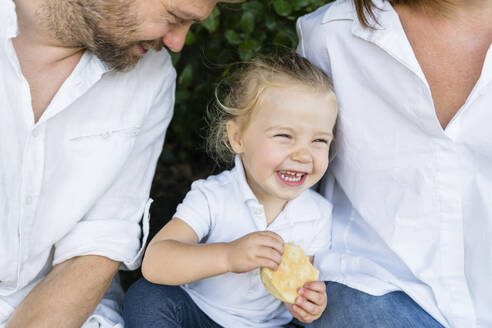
[25,196,33,205]
[254,209,262,215]
[32,129,40,138]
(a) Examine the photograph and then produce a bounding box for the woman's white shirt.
[175,156,333,328]
[0,1,176,326]
[297,1,492,327]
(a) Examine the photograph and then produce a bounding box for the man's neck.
[14,0,83,67]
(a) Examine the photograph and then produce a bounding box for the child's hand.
[288,281,327,323]
[225,231,284,273]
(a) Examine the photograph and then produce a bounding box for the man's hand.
[6,255,120,328]
[288,281,327,323]
[225,231,284,273]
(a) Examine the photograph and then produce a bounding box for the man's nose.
[162,23,192,53]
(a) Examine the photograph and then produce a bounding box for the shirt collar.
[3,0,18,39]
[321,0,356,23]
[323,0,426,83]
[231,155,322,224]
[232,155,258,204]
[2,0,111,124]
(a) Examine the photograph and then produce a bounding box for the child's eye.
[274,134,292,139]
[313,138,329,144]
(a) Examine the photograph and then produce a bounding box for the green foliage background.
[122,0,330,288]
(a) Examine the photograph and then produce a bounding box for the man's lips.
[136,43,148,55]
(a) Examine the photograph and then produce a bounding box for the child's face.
[228,83,337,207]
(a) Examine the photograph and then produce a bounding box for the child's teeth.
[280,172,303,182]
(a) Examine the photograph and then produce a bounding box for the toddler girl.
[124,52,338,327]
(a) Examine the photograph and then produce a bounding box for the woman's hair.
[206,51,336,165]
[354,0,450,28]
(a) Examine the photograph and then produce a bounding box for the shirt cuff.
[53,199,152,271]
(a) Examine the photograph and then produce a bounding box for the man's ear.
[226,120,243,154]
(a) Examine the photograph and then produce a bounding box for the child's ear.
[226,120,244,154]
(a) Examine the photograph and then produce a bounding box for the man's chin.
[96,51,142,72]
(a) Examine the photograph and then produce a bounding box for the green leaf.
[273,30,297,48]
[241,11,255,35]
[185,31,196,45]
[225,29,242,45]
[178,64,193,89]
[273,0,293,16]
[238,39,261,60]
[265,15,277,31]
[201,7,220,32]
[293,0,310,10]
[241,1,264,15]
[169,52,181,66]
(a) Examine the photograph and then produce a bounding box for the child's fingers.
[291,303,316,323]
[295,296,318,315]
[256,257,279,271]
[299,286,326,306]
[257,246,282,265]
[256,231,284,254]
[303,281,326,293]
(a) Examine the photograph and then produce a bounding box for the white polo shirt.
[175,156,332,328]
[0,1,176,326]
[297,1,492,327]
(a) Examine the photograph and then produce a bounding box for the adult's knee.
[123,278,176,327]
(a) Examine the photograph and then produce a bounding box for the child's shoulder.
[190,167,237,194]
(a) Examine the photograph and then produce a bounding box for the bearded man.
[0,0,221,327]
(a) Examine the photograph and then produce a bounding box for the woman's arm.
[142,218,284,285]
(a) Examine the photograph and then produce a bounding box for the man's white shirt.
[175,156,333,328]
[297,1,492,327]
[0,1,176,326]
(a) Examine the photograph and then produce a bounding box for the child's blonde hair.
[207,51,337,165]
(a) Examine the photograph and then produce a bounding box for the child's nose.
[291,147,312,163]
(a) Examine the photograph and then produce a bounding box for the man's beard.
[40,0,164,71]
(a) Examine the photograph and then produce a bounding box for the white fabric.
[175,156,333,328]
[297,1,492,327]
[0,1,176,326]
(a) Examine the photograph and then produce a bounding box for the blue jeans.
[123,279,443,328]
[300,282,444,328]
[123,278,223,328]
[124,278,302,328]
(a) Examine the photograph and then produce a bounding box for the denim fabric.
[123,278,223,328]
[123,279,443,328]
[300,282,445,328]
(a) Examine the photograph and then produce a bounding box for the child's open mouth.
[276,170,307,186]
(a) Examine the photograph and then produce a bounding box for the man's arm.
[6,255,120,328]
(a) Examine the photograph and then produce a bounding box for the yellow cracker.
[260,243,319,304]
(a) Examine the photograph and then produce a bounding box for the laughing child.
[125,52,338,328]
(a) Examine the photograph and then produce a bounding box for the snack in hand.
[260,243,319,304]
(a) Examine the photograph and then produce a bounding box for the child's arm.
[142,218,284,285]
[287,256,327,323]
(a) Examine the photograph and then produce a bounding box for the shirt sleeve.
[53,53,176,270]
[173,180,213,242]
[296,14,333,78]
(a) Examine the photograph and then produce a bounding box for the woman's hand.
[288,281,327,323]
[225,231,284,273]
